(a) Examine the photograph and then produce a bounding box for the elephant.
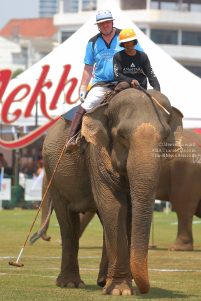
[157,128,201,251]
[41,88,183,295]
[37,172,95,243]
[37,129,201,252]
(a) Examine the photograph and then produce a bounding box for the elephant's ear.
[81,103,110,152]
[166,106,183,158]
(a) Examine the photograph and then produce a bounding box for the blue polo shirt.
[84,28,144,84]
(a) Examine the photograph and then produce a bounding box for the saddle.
[86,81,131,103]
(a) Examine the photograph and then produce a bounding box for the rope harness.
[183,134,201,148]
[134,82,170,115]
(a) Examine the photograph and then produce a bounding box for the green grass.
[0,209,201,300]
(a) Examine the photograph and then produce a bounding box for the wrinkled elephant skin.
[40,130,201,251]
[157,129,201,251]
[42,88,183,295]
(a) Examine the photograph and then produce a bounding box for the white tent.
[1,0,201,129]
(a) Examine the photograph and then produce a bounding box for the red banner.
[0,117,60,149]
[0,64,79,149]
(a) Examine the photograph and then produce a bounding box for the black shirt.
[113,50,160,91]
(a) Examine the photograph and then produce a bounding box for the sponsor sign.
[0,65,79,149]
[0,178,11,200]
[25,179,42,201]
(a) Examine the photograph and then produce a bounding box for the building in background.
[0,18,59,72]
[63,0,97,12]
[54,0,201,78]
[39,0,59,17]
[0,37,22,72]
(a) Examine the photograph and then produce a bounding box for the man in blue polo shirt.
[66,10,143,151]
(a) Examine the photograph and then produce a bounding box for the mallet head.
[8,261,24,267]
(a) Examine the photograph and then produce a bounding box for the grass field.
[0,208,201,301]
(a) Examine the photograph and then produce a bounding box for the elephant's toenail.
[122,290,131,296]
[67,282,75,288]
[78,282,85,288]
[111,289,120,295]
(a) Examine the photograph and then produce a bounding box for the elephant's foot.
[169,242,193,251]
[56,274,85,288]
[102,279,136,296]
[41,233,51,241]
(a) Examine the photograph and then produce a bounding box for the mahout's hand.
[130,79,139,88]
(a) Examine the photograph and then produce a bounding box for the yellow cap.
[119,29,137,44]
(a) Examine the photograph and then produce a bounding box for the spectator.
[0,153,8,168]
[36,160,44,176]
[37,148,43,161]
[33,148,43,162]
[26,161,35,177]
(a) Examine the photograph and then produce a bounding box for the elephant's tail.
[29,200,53,245]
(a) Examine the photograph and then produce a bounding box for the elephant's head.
[82,88,183,293]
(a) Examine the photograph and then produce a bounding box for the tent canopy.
[1,0,201,128]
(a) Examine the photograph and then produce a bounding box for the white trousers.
[81,86,112,112]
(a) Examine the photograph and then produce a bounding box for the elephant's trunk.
[127,124,161,294]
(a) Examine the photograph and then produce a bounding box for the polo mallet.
[134,82,170,115]
[8,135,76,267]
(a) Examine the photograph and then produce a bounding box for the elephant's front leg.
[52,192,85,288]
[95,188,135,295]
[97,199,132,289]
[97,225,108,287]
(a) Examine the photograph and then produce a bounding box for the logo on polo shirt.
[130,63,135,67]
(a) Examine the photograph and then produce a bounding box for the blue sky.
[0,0,38,30]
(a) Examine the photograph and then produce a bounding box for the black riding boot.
[66,105,86,151]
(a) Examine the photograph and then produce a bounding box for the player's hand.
[79,85,87,103]
[130,79,139,88]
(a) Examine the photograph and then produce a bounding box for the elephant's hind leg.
[51,190,85,288]
[169,210,194,251]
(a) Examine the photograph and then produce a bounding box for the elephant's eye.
[117,130,129,148]
[117,130,127,141]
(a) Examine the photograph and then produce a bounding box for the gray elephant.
[41,88,182,295]
[157,128,201,251]
[39,124,201,250]
[38,171,94,242]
